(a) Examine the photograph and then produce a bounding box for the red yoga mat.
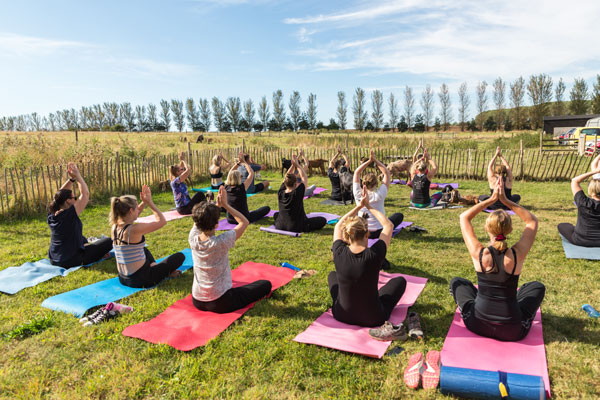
[122,262,295,351]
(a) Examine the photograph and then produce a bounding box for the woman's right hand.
[495,146,502,157]
[359,186,370,209]
[68,162,81,179]
[140,185,153,204]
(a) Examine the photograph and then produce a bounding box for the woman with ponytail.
[47,162,112,268]
[409,148,441,208]
[450,177,545,341]
[170,151,207,215]
[110,185,184,288]
[478,146,521,209]
[328,185,407,327]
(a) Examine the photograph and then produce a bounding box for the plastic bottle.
[582,304,599,318]
[280,262,300,271]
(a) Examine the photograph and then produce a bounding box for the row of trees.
[2,75,600,133]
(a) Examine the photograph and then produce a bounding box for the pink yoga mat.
[441,307,550,398]
[293,272,428,358]
[136,210,189,223]
[215,210,277,231]
[367,221,413,247]
[484,208,516,215]
[122,262,295,351]
[304,187,327,200]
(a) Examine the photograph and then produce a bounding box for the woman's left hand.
[359,186,370,209]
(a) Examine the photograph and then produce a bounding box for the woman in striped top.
[110,185,185,288]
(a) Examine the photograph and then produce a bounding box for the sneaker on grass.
[368,321,408,341]
[406,312,424,339]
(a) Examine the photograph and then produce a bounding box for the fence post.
[116,151,121,192]
[519,139,524,180]
[539,130,543,153]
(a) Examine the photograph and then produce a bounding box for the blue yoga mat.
[0,251,115,295]
[41,248,194,317]
[560,234,600,260]
[191,187,259,197]
[440,365,546,400]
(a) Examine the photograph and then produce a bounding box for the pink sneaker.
[422,350,441,390]
[403,352,423,389]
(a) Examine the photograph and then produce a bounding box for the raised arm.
[362,185,394,247]
[371,150,391,187]
[459,181,500,260]
[497,179,538,260]
[487,147,501,180]
[353,157,371,183]
[571,169,600,196]
[591,154,600,171]
[499,154,513,182]
[425,150,437,180]
[178,152,192,182]
[329,151,340,169]
[131,185,166,236]
[219,153,231,168]
[333,202,365,243]
[217,186,248,240]
[241,161,255,191]
[67,163,89,215]
[293,154,308,186]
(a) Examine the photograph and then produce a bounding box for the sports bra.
[112,224,146,277]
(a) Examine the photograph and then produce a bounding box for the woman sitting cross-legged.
[410,149,441,208]
[478,147,521,209]
[557,169,600,247]
[48,162,112,268]
[110,185,184,288]
[209,152,230,190]
[189,186,272,313]
[170,151,207,215]
[327,146,351,202]
[225,152,270,224]
[328,186,407,328]
[353,150,404,238]
[450,177,545,341]
[274,154,327,233]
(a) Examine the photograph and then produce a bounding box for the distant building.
[543,114,600,136]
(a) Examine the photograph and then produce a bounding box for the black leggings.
[328,271,407,327]
[118,248,185,288]
[177,191,207,215]
[557,222,598,247]
[478,194,521,210]
[248,182,265,194]
[273,213,327,232]
[227,206,271,224]
[55,237,113,268]
[449,277,545,341]
[192,280,272,313]
[368,213,404,239]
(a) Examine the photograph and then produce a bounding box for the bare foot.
[169,270,182,278]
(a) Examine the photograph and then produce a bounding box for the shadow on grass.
[542,312,600,345]
[391,263,448,285]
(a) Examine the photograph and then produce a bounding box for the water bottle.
[280,262,300,271]
[582,304,599,318]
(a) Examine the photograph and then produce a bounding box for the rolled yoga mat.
[440,365,546,400]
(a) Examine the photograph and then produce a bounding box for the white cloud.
[0,33,91,57]
[284,0,600,82]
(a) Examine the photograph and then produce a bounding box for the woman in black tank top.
[210,153,230,189]
[450,177,545,341]
[478,147,521,209]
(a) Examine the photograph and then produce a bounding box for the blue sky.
[1,0,599,129]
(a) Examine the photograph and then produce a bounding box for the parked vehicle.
[558,128,577,145]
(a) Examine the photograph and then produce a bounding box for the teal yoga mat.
[41,248,193,317]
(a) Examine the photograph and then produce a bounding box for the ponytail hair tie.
[495,234,506,241]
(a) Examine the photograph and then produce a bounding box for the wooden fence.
[0,145,593,217]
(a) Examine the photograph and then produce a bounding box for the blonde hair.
[415,160,427,173]
[109,195,137,225]
[340,216,369,243]
[363,173,378,190]
[211,155,221,167]
[494,164,507,177]
[226,169,242,186]
[589,179,600,198]
[485,210,513,252]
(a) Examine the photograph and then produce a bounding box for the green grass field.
[1,174,599,399]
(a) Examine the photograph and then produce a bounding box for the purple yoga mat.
[215,209,278,231]
[260,226,302,237]
[303,187,327,200]
[306,212,340,222]
[484,208,516,215]
[367,221,413,247]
